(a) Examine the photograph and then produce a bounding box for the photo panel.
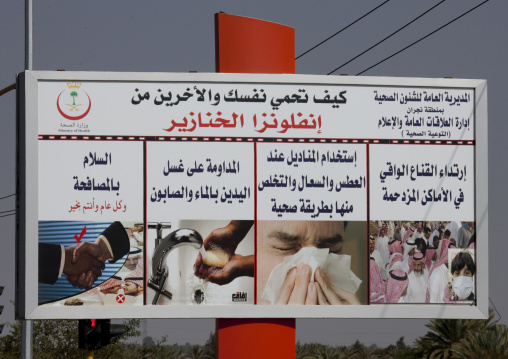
[370,220,476,304]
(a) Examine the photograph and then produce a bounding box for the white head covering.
[404,240,416,258]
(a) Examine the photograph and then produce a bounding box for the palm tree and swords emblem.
[56,82,92,120]
[67,84,81,111]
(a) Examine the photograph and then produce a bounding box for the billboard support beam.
[215,13,296,358]
[23,1,33,358]
[21,320,33,359]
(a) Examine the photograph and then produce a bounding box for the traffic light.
[79,319,102,350]
[79,319,125,350]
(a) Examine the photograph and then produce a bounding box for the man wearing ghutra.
[370,235,386,279]
[400,239,416,273]
[388,238,403,255]
[387,252,403,272]
[370,257,385,303]
[428,238,450,303]
[384,269,409,303]
[405,252,429,303]
[376,226,390,267]
[402,225,415,245]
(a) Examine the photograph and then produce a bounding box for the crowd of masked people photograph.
[370,221,476,304]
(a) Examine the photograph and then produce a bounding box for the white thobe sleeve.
[429,270,444,303]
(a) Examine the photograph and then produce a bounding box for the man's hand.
[72,239,112,264]
[314,268,360,305]
[193,221,254,285]
[276,264,318,305]
[63,244,105,289]
[195,254,254,285]
[203,226,239,257]
[274,265,360,305]
[66,239,111,289]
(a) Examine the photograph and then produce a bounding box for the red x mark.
[116,294,125,303]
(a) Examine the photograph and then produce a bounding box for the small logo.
[232,292,247,302]
[56,82,92,120]
[116,294,125,304]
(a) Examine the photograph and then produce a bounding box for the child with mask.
[450,250,475,301]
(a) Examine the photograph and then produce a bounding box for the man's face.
[123,281,140,295]
[370,240,375,254]
[105,282,139,296]
[433,238,440,248]
[124,255,140,270]
[424,231,431,240]
[413,261,424,273]
[256,221,345,302]
[408,247,416,256]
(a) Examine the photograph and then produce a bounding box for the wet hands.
[194,221,254,285]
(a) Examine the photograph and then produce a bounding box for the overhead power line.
[0,194,15,201]
[296,0,390,60]
[328,0,445,75]
[0,210,15,215]
[0,83,16,97]
[0,213,15,219]
[356,0,490,75]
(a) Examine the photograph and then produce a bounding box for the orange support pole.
[215,13,295,74]
[216,319,295,359]
[215,13,296,359]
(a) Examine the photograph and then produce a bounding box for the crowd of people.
[370,221,476,304]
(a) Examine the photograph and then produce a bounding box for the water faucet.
[148,227,203,305]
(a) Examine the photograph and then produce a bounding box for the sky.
[1,0,507,348]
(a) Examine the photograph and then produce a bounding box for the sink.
[146,220,254,305]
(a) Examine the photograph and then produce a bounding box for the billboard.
[16,71,488,319]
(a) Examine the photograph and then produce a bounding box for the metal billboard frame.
[17,70,488,319]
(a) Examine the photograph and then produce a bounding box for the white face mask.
[452,276,473,299]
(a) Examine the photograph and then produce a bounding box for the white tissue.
[261,247,362,305]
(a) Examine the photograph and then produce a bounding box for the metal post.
[143,319,147,345]
[25,0,33,70]
[21,320,33,359]
[23,0,34,356]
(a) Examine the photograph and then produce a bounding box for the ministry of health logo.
[56,82,92,120]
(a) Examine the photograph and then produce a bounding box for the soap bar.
[202,250,229,267]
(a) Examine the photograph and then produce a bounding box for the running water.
[199,245,207,259]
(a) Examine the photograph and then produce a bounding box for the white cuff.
[58,245,65,278]
[96,235,114,261]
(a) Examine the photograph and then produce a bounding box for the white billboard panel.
[17,71,488,319]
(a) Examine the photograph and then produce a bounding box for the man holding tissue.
[256,221,364,305]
